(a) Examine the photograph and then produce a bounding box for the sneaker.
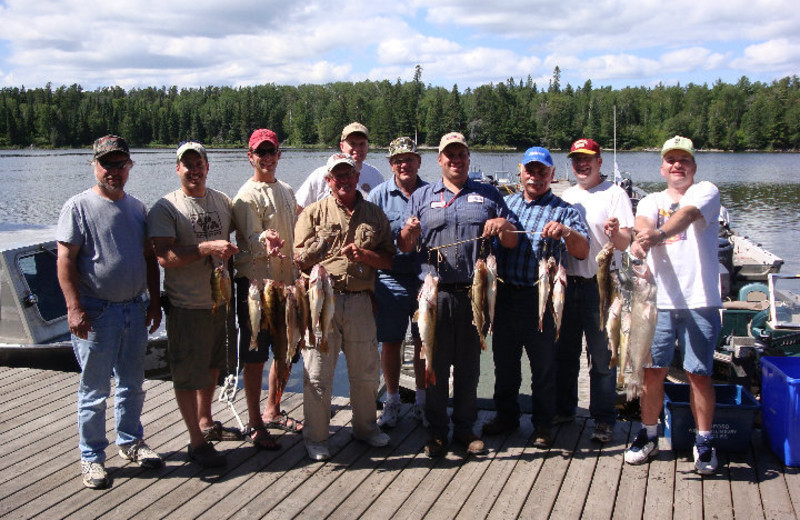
[424,436,447,458]
[306,441,331,461]
[119,439,163,469]
[377,401,400,429]
[357,431,391,448]
[454,433,488,455]
[553,414,575,425]
[188,442,226,468]
[80,460,109,490]
[482,416,520,436]
[532,428,554,449]
[624,428,659,465]
[591,423,614,443]
[411,404,430,427]
[693,436,718,475]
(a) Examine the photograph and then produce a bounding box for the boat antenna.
[613,105,620,185]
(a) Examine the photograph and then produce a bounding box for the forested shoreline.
[2,68,798,152]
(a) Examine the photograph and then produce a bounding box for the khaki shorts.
[166,306,228,390]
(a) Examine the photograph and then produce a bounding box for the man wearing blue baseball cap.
[482,146,589,449]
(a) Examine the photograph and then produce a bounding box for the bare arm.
[143,242,162,333]
[56,242,90,339]
[151,237,238,269]
[635,205,703,251]
[483,217,519,249]
[541,221,589,260]
[340,243,393,270]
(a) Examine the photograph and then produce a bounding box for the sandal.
[202,421,244,442]
[246,425,281,451]
[264,410,303,433]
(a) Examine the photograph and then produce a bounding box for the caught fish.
[309,264,335,353]
[247,281,263,351]
[625,263,657,400]
[538,257,551,332]
[606,279,622,367]
[471,258,489,350]
[211,264,232,313]
[416,273,439,385]
[284,285,301,364]
[596,241,615,330]
[262,279,278,335]
[486,254,498,334]
[295,277,313,349]
[551,262,567,340]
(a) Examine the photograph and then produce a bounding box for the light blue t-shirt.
[56,189,148,302]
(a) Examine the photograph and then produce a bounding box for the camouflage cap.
[92,135,129,160]
[386,136,420,158]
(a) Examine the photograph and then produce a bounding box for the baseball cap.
[176,141,208,162]
[386,136,420,158]
[567,138,601,157]
[661,135,695,157]
[438,132,468,153]
[326,152,356,172]
[249,129,279,150]
[341,122,369,141]
[521,147,554,167]
[93,135,129,160]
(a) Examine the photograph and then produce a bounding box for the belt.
[567,275,597,285]
[438,283,472,292]
[333,288,370,295]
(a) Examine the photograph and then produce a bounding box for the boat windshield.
[768,274,800,330]
[18,248,67,322]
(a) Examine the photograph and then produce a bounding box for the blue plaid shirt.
[403,178,517,284]
[496,190,589,286]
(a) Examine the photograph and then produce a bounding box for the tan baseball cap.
[438,132,468,152]
[341,122,369,141]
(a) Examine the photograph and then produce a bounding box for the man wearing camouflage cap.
[368,137,429,429]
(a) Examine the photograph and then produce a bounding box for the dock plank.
[581,420,630,520]
[550,418,600,520]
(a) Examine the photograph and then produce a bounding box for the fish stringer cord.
[218,260,245,433]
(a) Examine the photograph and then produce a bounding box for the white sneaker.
[119,439,163,469]
[624,428,659,465]
[358,431,391,447]
[693,436,718,475]
[411,403,429,427]
[80,460,109,489]
[305,441,330,461]
[377,401,400,429]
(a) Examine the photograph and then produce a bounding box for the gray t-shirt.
[56,189,148,302]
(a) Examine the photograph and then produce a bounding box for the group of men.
[57,121,723,490]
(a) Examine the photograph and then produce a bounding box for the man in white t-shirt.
[295,122,384,208]
[556,138,634,444]
[624,136,722,475]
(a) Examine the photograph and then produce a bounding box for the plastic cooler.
[662,383,760,452]
[760,357,800,467]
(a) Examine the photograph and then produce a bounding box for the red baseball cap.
[249,129,279,150]
[568,138,601,157]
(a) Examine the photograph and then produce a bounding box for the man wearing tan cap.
[625,136,722,475]
[398,132,518,458]
[295,122,384,208]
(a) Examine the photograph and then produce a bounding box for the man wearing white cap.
[295,122,384,208]
[624,136,722,475]
[294,152,396,461]
[148,141,239,468]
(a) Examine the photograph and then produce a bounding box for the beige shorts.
[166,306,228,390]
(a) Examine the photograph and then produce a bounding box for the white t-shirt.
[562,180,634,278]
[295,162,384,208]
[636,181,722,310]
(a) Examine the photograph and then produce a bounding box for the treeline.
[2,67,799,151]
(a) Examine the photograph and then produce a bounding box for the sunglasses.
[252,148,279,157]
[98,158,131,171]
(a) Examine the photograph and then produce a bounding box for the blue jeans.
[555,279,617,425]
[72,295,148,463]
[651,307,721,375]
[492,284,557,428]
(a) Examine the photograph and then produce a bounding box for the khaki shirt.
[294,193,395,292]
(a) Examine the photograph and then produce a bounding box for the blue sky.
[0,0,798,92]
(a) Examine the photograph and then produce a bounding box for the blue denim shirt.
[403,178,517,284]
[496,190,589,287]
[368,175,428,276]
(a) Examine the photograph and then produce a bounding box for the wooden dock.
[1,365,798,519]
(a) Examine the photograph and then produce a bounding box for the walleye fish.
[262,279,278,335]
[284,285,301,364]
[247,281,263,351]
[551,262,567,341]
[416,273,439,385]
[295,277,313,349]
[596,241,615,330]
[211,264,232,313]
[309,264,335,353]
[538,257,551,332]
[625,263,657,401]
[606,279,622,367]
[471,258,489,350]
[486,254,499,334]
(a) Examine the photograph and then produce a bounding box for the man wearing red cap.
[232,129,302,450]
[555,138,634,443]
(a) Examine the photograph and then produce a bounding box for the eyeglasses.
[328,171,358,182]
[390,157,417,166]
[98,158,131,171]
[252,148,279,157]
[663,157,694,167]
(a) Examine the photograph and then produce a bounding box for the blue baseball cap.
[522,147,553,167]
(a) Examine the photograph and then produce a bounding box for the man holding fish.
[398,132,518,458]
[624,136,722,475]
[481,146,589,449]
[555,138,634,444]
[232,129,301,451]
[294,152,396,462]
